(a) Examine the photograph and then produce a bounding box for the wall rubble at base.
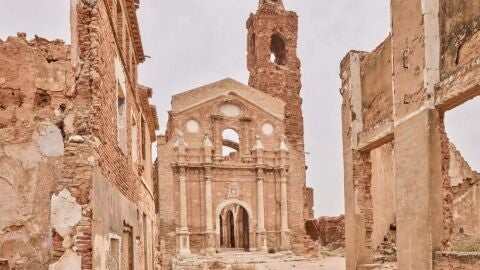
[434,252,480,270]
[305,215,345,248]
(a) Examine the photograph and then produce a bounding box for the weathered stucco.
[360,37,393,130]
[370,143,395,251]
[440,0,480,79]
[0,35,71,269]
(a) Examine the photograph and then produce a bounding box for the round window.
[186,120,200,133]
[219,104,242,117]
[262,123,274,136]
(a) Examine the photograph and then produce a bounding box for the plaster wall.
[453,184,480,239]
[92,167,155,270]
[439,0,480,79]
[360,37,393,130]
[0,36,72,269]
[370,143,395,250]
[391,0,430,119]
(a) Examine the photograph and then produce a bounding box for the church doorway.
[219,204,250,251]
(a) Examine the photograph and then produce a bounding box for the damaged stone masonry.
[340,0,480,269]
[0,0,159,269]
[1,0,316,269]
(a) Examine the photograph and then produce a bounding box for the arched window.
[222,129,240,157]
[270,33,286,65]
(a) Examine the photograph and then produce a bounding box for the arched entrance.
[219,204,250,251]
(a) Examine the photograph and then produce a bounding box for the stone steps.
[172,251,312,270]
[357,263,397,270]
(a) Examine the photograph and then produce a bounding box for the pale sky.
[1,0,478,217]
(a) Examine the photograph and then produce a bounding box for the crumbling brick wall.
[0,35,73,269]
[341,1,480,269]
[70,0,159,269]
[1,1,159,269]
[438,113,480,251]
[306,216,345,247]
[353,151,374,253]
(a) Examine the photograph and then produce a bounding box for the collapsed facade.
[340,0,480,269]
[0,0,159,269]
[157,0,313,265]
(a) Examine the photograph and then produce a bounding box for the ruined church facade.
[157,0,312,263]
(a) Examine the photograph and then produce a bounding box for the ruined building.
[157,0,313,265]
[0,0,159,269]
[341,0,480,269]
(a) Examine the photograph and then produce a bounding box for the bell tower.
[247,1,311,251]
[247,0,304,146]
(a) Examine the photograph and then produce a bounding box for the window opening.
[270,33,286,65]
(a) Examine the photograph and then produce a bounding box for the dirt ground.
[256,256,346,270]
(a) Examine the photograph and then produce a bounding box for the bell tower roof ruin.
[258,0,285,10]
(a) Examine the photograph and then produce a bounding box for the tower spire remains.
[258,0,284,9]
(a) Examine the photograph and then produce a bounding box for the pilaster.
[252,136,268,252]
[203,134,215,254]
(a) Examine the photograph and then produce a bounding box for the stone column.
[211,115,223,162]
[256,172,267,252]
[204,173,215,253]
[390,0,442,267]
[252,136,268,252]
[280,174,290,249]
[340,51,367,269]
[174,131,191,256]
[240,116,253,162]
[203,134,215,254]
[278,136,290,249]
[178,168,191,256]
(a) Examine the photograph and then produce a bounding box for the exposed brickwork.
[246,0,310,253]
[306,216,345,247]
[353,151,373,253]
[438,115,454,250]
[0,35,73,269]
[247,1,303,146]
[1,0,159,269]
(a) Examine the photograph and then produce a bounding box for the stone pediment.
[171,78,285,119]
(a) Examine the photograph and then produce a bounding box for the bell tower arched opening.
[270,33,286,65]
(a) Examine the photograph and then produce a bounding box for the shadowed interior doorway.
[219,204,250,251]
